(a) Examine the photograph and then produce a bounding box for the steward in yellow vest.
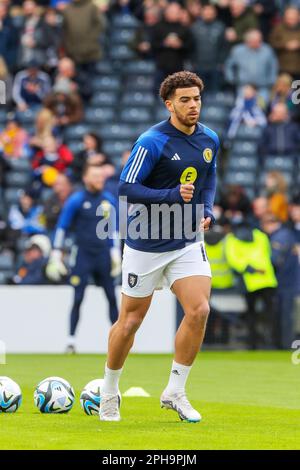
[205,230,234,290]
[224,226,277,292]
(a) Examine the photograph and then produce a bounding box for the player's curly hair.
[159,71,204,101]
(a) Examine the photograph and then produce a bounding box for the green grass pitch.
[1,352,300,450]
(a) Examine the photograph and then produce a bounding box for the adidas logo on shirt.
[171,153,181,160]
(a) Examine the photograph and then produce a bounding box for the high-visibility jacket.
[206,239,234,289]
[224,229,278,292]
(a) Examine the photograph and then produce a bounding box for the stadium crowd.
[0,0,299,349]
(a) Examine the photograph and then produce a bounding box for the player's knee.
[121,315,143,338]
[185,301,210,328]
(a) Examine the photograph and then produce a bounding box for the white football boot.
[99,392,121,421]
[160,390,201,423]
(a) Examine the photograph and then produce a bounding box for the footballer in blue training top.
[100,71,219,424]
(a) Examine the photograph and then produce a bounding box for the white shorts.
[121,242,211,298]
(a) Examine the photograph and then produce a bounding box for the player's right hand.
[45,250,68,282]
[180,184,194,203]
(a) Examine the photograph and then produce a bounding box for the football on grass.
[34,376,75,413]
[0,376,22,413]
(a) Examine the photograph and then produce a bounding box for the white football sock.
[101,363,123,395]
[67,335,75,347]
[165,360,192,394]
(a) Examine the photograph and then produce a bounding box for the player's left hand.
[200,217,212,232]
[110,247,122,277]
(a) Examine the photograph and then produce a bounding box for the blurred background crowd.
[0,0,299,349]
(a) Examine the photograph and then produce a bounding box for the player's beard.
[173,105,200,128]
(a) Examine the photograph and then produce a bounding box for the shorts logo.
[128,273,138,288]
[203,148,213,163]
[180,167,198,184]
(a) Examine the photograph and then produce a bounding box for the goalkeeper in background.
[46,164,121,353]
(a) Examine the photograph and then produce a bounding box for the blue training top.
[119,119,219,252]
[53,189,117,253]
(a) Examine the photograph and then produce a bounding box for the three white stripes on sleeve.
[125,146,148,183]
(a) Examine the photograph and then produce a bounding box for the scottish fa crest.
[128,273,138,288]
[203,148,213,163]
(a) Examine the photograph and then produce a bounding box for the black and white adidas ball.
[34,377,75,413]
[0,376,22,413]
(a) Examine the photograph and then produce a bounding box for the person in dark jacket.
[71,132,108,182]
[19,0,50,66]
[191,4,226,91]
[225,0,258,45]
[151,2,194,93]
[0,2,19,71]
[262,213,299,349]
[131,6,160,59]
[259,102,300,155]
[12,234,51,285]
[252,0,278,40]
[40,7,62,73]
[288,194,300,306]
[43,172,73,232]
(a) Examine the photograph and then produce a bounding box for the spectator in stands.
[269,6,300,79]
[53,57,79,96]
[41,7,62,73]
[131,6,160,59]
[262,171,289,223]
[0,212,19,254]
[71,132,107,182]
[108,0,132,16]
[252,196,269,227]
[225,0,258,45]
[8,187,46,235]
[252,0,278,40]
[0,56,13,105]
[226,84,267,140]
[62,0,105,97]
[0,113,29,159]
[259,102,300,155]
[219,184,252,221]
[0,151,9,196]
[0,1,18,71]
[225,217,278,349]
[19,0,49,66]
[12,61,51,112]
[215,0,232,28]
[191,3,226,92]
[43,173,73,231]
[289,193,300,302]
[261,212,299,349]
[31,135,73,187]
[151,2,194,91]
[29,107,57,149]
[44,90,83,128]
[268,73,297,116]
[12,234,51,285]
[186,0,202,22]
[224,29,278,102]
[289,192,300,243]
